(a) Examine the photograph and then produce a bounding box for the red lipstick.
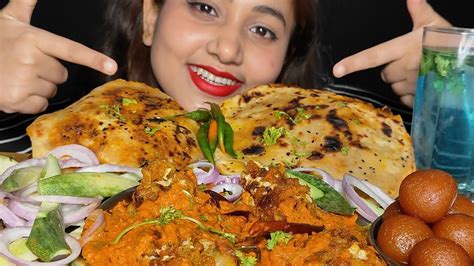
[188,64,242,97]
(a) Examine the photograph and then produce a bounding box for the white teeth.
[190,66,237,86]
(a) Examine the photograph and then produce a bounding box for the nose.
[206,30,243,65]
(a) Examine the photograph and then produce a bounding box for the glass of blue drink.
[412,27,474,200]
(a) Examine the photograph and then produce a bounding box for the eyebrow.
[252,5,286,27]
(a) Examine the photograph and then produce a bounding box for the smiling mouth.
[190,65,238,86]
[188,65,242,97]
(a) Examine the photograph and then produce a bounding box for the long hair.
[101,0,327,89]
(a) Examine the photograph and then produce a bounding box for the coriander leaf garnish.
[122,98,137,106]
[235,251,257,266]
[158,206,184,225]
[274,108,310,124]
[295,107,311,122]
[261,127,286,146]
[341,146,349,156]
[114,206,236,244]
[144,126,160,136]
[101,104,126,122]
[266,231,293,250]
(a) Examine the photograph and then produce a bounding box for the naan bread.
[27,79,202,168]
[215,84,415,197]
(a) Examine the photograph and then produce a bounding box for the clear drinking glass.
[411,27,474,200]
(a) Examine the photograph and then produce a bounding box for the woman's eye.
[250,26,277,40]
[188,2,217,16]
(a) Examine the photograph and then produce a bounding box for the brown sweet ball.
[398,169,457,223]
[377,214,434,264]
[382,201,403,221]
[433,213,474,261]
[408,237,471,266]
[448,195,474,217]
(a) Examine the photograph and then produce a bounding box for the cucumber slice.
[38,172,139,197]
[42,154,62,179]
[286,170,355,215]
[8,238,38,262]
[26,203,70,262]
[0,155,17,175]
[0,166,43,192]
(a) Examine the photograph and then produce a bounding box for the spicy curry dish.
[82,160,385,265]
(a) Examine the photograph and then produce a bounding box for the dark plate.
[99,186,137,211]
[369,216,400,266]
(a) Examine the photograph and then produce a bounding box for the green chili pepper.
[163,109,211,122]
[209,103,226,153]
[184,109,211,122]
[197,122,215,164]
[208,119,218,154]
[224,122,238,158]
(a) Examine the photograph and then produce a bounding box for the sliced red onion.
[292,167,337,188]
[0,158,47,183]
[19,194,100,205]
[59,158,91,169]
[60,204,82,213]
[76,164,142,178]
[79,209,105,247]
[189,161,218,184]
[16,183,38,197]
[0,227,81,265]
[63,200,100,225]
[210,183,243,202]
[0,203,26,227]
[48,144,99,166]
[214,174,240,185]
[342,173,395,222]
[333,180,343,194]
[343,174,394,209]
[7,200,38,221]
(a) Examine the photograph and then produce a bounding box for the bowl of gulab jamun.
[369,169,474,265]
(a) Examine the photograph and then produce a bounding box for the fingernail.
[103,60,117,75]
[333,65,345,78]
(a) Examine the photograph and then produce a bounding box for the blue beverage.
[412,47,474,199]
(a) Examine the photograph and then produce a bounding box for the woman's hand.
[0,0,117,114]
[332,0,451,107]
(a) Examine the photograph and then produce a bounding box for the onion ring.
[76,164,142,178]
[79,209,105,247]
[48,144,99,166]
[0,227,81,265]
[342,173,394,222]
[189,161,218,184]
[210,183,243,202]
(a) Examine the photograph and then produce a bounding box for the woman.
[0,0,450,152]
[100,0,324,111]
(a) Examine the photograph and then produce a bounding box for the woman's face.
[143,0,295,111]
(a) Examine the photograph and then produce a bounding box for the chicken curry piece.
[82,160,385,265]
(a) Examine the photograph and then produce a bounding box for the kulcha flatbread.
[27,79,202,168]
[215,84,415,197]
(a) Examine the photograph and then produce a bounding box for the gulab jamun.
[377,214,433,263]
[382,201,403,221]
[398,169,457,223]
[408,237,471,266]
[448,195,474,217]
[433,213,474,261]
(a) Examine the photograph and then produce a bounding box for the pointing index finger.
[2,0,37,23]
[333,34,413,78]
[35,28,117,75]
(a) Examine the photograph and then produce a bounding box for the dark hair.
[102,0,327,89]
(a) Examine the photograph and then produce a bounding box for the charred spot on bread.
[323,135,343,152]
[242,145,266,155]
